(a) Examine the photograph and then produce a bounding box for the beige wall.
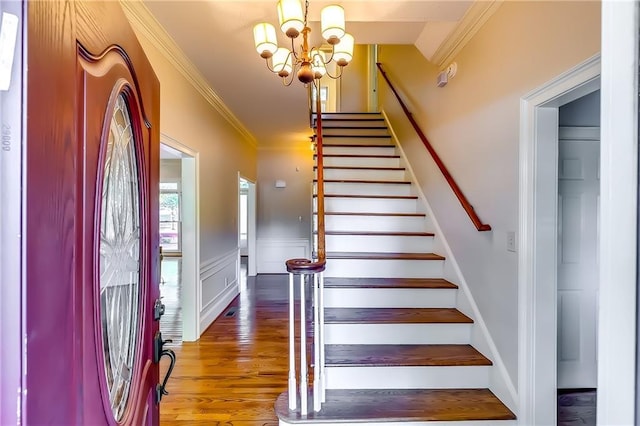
[257,146,315,239]
[131,30,258,263]
[339,44,369,112]
[378,0,600,385]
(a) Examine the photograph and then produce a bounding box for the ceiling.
[143,0,475,148]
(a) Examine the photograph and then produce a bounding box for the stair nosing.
[326,251,445,261]
[321,231,434,237]
[324,277,458,289]
[325,344,491,367]
[317,194,418,199]
[325,307,472,324]
[319,212,426,217]
[316,179,411,185]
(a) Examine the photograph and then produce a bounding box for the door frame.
[161,134,200,341]
[518,55,600,425]
[0,3,23,424]
[238,173,257,277]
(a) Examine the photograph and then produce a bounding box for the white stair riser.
[324,258,444,278]
[325,323,471,345]
[324,146,396,156]
[325,234,434,253]
[319,113,383,120]
[323,215,427,232]
[322,136,392,145]
[325,287,455,308]
[324,156,400,168]
[320,119,385,128]
[322,168,407,181]
[323,128,389,137]
[280,419,517,426]
[325,366,490,389]
[324,198,418,214]
[322,182,412,196]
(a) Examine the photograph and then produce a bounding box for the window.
[160,183,181,252]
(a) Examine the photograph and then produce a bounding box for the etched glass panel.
[99,93,141,421]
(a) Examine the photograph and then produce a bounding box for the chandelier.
[252,0,354,85]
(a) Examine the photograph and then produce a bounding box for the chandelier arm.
[323,65,344,80]
[282,74,296,86]
[265,57,276,73]
[321,45,336,64]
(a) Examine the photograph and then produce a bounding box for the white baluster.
[288,273,297,410]
[319,271,326,403]
[300,274,308,415]
[313,273,321,411]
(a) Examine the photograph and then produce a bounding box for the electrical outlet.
[507,231,516,252]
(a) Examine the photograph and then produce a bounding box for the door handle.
[154,331,176,403]
[153,298,165,321]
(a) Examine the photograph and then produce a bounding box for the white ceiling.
[144,0,474,147]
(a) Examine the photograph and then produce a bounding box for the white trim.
[558,126,600,141]
[199,249,240,332]
[598,2,638,424]
[382,110,517,413]
[159,135,201,342]
[199,281,239,333]
[257,238,311,274]
[518,55,600,426]
[430,0,503,68]
[121,1,257,148]
[161,132,197,157]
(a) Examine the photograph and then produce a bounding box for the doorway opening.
[556,91,600,426]
[239,174,257,277]
[518,55,600,426]
[160,139,198,342]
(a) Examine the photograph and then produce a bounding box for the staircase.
[276,113,516,425]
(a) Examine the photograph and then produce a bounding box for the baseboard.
[199,249,239,334]
[199,281,239,333]
[382,110,518,414]
[257,238,310,273]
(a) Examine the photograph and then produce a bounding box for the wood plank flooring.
[159,274,290,425]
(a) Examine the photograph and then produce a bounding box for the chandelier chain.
[304,0,309,27]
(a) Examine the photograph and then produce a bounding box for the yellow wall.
[378,0,601,385]
[339,44,369,112]
[130,28,258,262]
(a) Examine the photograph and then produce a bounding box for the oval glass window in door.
[99,92,141,421]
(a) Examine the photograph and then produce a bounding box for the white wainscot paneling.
[257,238,310,273]
[199,249,240,333]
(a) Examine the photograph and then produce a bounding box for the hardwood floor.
[159,273,290,425]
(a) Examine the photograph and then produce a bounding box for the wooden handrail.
[286,87,327,273]
[376,63,491,232]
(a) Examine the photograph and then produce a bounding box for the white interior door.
[557,127,600,389]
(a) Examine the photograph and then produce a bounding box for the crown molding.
[430,0,503,68]
[121,0,258,148]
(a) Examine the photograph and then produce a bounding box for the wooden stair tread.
[319,212,426,217]
[326,251,444,260]
[315,166,405,170]
[315,179,411,184]
[316,154,400,158]
[325,307,472,324]
[323,134,391,138]
[325,344,492,367]
[317,117,385,121]
[276,388,516,422]
[318,194,418,199]
[322,143,394,148]
[324,277,457,289]
[322,126,388,129]
[322,231,434,237]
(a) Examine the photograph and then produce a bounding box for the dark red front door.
[25,1,161,424]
